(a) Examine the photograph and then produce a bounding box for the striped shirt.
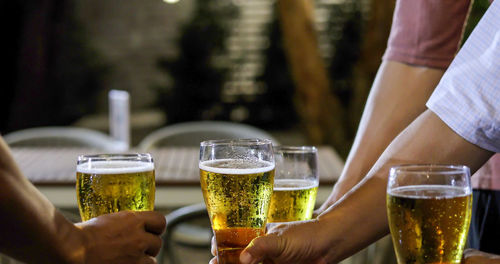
[426,0,500,153]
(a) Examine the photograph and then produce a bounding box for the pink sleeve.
[382,0,472,69]
[473,154,500,191]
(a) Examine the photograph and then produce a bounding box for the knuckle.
[158,214,167,227]
[141,256,157,264]
[463,248,475,256]
[136,239,149,252]
[119,210,138,220]
[154,235,163,249]
[157,211,166,221]
[249,236,268,252]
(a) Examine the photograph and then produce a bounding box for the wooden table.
[11,146,344,208]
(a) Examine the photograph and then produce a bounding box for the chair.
[158,203,211,264]
[3,126,125,151]
[138,121,279,150]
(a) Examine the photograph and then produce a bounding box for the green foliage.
[462,0,490,45]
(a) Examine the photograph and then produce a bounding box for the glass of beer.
[386,165,472,264]
[76,153,155,221]
[199,139,275,264]
[267,146,318,223]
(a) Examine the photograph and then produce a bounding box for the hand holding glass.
[76,154,155,221]
[200,139,275,264]
[387,165,472,264]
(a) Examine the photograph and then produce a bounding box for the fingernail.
[240,251,252,264]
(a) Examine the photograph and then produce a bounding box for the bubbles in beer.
[77,161,155,221]
[387,185,472,264]
[268,179,318,222]
[200,158,275,262]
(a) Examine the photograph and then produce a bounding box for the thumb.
[240,234,282,264]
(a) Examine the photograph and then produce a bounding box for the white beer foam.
[199,159,275,175]
[77,161,154,174]
[273,179,318,191]
[388,185,471,198]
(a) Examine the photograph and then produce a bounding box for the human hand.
[462,248,500,264]
[312,207,324,218]
[209,220,331,264]
[76,211,166,264]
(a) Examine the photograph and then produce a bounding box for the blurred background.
[0,0,491,263]
[0,0,395,158]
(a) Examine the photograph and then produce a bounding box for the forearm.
[316,110,492,263]
[316,175,388,262]
[0,138,84,263]
[319,61,444,211]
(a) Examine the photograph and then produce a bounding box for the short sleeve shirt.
[426,1,500,189]
[383,0,472,69]
[426,0,500,153]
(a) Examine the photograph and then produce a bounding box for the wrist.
[318,176,390,262]
[317,179,356,214]
[314,213,346,262]
[54,219,88,264]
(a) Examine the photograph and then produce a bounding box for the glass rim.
[200,138,273,147]
[390,164,469,174]
[273,145,317,153]
[77,153,153,164]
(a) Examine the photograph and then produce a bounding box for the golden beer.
[268,179,318,222]
[76,160,155,221]
[387,185,472,264]
[200,159,275,264]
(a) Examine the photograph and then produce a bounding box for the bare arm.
[463,249,500,264]
[0,137,84,263]
[240,110,492,264]
[0,137,165,264]
[316,110,492,261]
[317,0,473,214]
[316,61,444,213]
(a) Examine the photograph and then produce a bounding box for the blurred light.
[163,0,179,4]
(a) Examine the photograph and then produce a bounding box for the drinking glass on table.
[267,145,319,223]
[386,165,472,264]
[76,153,155,221]
[199,139,275,264]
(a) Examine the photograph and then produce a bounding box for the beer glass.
[200,139,275,264]
[387,165,472,264]
[76,153,155,221]
[267,146,318,223]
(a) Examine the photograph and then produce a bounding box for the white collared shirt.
[426,0,500,153]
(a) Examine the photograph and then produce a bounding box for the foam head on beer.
[77,160,154,174]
